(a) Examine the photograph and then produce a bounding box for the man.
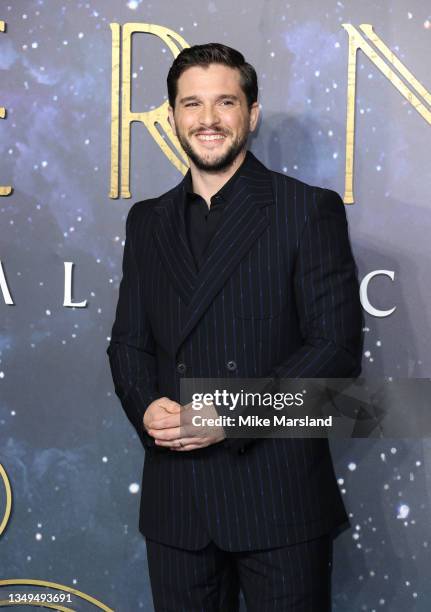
[107,43,362,611]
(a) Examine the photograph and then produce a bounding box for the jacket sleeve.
[224,188,363,453]
[272,188,363,378]
[106,203,161,450]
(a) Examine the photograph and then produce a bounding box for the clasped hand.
[144,397,226,451]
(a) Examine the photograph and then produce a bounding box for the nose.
[198,103,221,128]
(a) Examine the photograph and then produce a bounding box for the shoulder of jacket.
[128,182,181,218]
[269,168,321,194]
[269,169,343,210]
[124,198,158,241]
[127,196,159,219]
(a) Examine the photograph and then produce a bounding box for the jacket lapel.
[178,157,274,349]
[153,152,275,350]
[153,181,198,305]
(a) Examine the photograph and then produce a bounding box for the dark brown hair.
[167,43,258,109]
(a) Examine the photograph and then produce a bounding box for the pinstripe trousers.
[145,534,333,611]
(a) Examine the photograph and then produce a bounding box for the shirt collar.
[183,149,253,206]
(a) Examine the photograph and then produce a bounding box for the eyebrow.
[178,94,240,104]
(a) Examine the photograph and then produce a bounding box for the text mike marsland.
[192,415,334,428]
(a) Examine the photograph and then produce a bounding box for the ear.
[249,101,260,133]
[167,105,177,137]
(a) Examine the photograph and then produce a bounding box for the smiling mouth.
[195,132,227,142]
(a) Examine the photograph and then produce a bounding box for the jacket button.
[226,360,237,372]
[176,362,187,374]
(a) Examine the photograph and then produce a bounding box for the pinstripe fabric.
[146,539,240,612]
[146,535,332,612]
[107,151,363,551]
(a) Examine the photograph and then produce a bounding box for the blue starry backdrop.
[0,1,430,611]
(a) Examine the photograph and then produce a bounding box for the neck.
[189,149,247,206]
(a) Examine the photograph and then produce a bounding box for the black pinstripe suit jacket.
[107,150,363,551]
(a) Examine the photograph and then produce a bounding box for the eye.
[185,102,198,107]
[221,100,234,105]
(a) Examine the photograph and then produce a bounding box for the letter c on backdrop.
[360,270,396,317]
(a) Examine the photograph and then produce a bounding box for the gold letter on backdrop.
[342,24,431,203]
[0,20,12,197]
[110,23,190,199]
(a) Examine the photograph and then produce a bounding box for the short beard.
[177,129,249,173]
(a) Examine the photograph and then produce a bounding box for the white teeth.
[196,134,225,141]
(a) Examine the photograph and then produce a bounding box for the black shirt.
[183,151,252,271]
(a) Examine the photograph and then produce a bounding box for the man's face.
[168,63,259,172]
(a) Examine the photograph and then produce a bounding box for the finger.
[148,415,181,430]
[155,438,201,449]
[152,397,182,413]
[162,400,183,414]
[155,438,180,448]
[172,442,208,451]
[150,427,182,441]
[170,437,208,450]
[171,434,225,451]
